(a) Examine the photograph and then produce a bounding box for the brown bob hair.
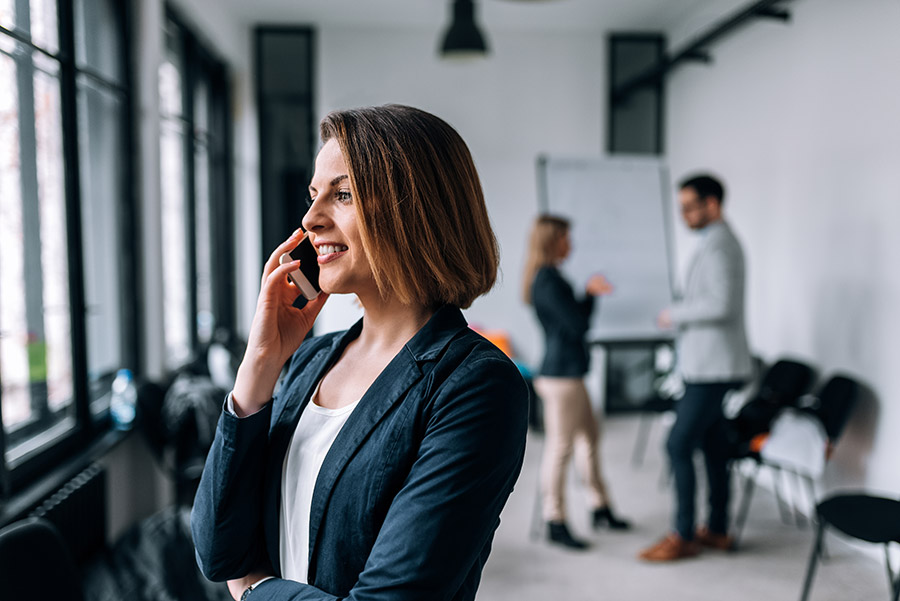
[320,105,498,309]
[522,214,570,305]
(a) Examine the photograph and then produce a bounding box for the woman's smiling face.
[301,139,377,299]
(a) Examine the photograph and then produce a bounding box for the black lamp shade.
[440,0,489,56]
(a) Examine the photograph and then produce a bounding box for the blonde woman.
[192,105,528,600]
[523,214,630,549]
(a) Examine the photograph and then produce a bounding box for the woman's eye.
[336,189,353,203]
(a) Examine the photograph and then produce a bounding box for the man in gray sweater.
[640,174,753,562]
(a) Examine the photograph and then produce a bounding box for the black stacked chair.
[730,358,817,546]
[0,517,85,600]
[810,375,860,442]
[732,371,860,548]
[137,332,243,507]
[730,358,817,457]
[800,493,900,601]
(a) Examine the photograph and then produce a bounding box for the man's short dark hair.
[679,174,725,205]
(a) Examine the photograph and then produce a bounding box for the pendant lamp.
[439,0,489,58]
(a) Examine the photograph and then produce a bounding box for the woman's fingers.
[263,262,329,317]
[302,291,330,320]
[264,259,303,293]
[261,228,306,283]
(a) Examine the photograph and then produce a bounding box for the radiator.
[29,463,106,564]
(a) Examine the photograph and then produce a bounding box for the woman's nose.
[301,196,326,232]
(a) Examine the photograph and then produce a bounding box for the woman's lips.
[316,243,348,264]
[317,250,346,264]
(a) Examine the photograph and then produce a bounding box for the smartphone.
[279,233,321,300]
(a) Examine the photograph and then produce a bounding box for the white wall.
[315,27,606,368]
[666,0,900,493]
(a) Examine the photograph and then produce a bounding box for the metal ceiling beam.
[612,0,793,105]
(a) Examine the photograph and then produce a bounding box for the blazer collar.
[698,218,728,242]
[266,305,469,579]
[403,304,469,363]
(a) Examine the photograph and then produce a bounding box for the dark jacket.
[532,266,595,378]
[191,305,528,601]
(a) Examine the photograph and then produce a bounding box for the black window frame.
[0,0,139,497]
[607,33,666,155]
[161,6,236,366]
[255,25,316,263]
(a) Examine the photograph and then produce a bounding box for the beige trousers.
[535,376,610,522]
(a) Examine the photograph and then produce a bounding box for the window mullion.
[119,0,141,374]
[0,381,9,495]
[184,31,199,354]
[212,69,234,332]
[14,38,50,425]
[13,0,29,36]
[57,0,90,435]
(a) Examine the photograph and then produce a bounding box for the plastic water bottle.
[110,369,137,430]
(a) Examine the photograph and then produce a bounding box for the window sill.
[0,427,132,527]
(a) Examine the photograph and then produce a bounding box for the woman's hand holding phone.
[232,228,329,416]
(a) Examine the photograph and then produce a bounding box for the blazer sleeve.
[533,269,595,338]
[191,347,312,581]
[669,247,741,326]
[191,401,273,580]
[243,354,530,601]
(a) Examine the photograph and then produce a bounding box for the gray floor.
[477,414,887,601]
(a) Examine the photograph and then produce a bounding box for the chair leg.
[799,519,826,601]
[802,474,818,518]
[772,466,793,525]
[631,412,654,467]
[885,544,899,601]
[789,471,807,528]
[733,462,759,549]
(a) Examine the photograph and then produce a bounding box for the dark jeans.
[666,381,742,540]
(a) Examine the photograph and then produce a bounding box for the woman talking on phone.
[523,215,631,550]
[191,105,528,601]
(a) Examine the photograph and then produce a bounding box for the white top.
[279,382,359,583]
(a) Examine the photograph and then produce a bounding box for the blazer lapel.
[305,345,423,576]
[263,324,362,576]
[306,306,468,577]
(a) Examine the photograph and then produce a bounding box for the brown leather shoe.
[638,533,701,562]
[695,526,735,551]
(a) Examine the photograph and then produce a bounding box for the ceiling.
[215,0,751,38]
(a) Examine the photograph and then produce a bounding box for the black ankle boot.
[547,521,590,550]
[592,506,632,531]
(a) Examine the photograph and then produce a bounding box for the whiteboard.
[538,156,675,342]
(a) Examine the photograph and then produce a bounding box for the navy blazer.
[191,305,528,600]
[531,266,595,378]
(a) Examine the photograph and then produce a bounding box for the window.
[159,10,234,370]
[0,0,134,493]
[256,27,315,259]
